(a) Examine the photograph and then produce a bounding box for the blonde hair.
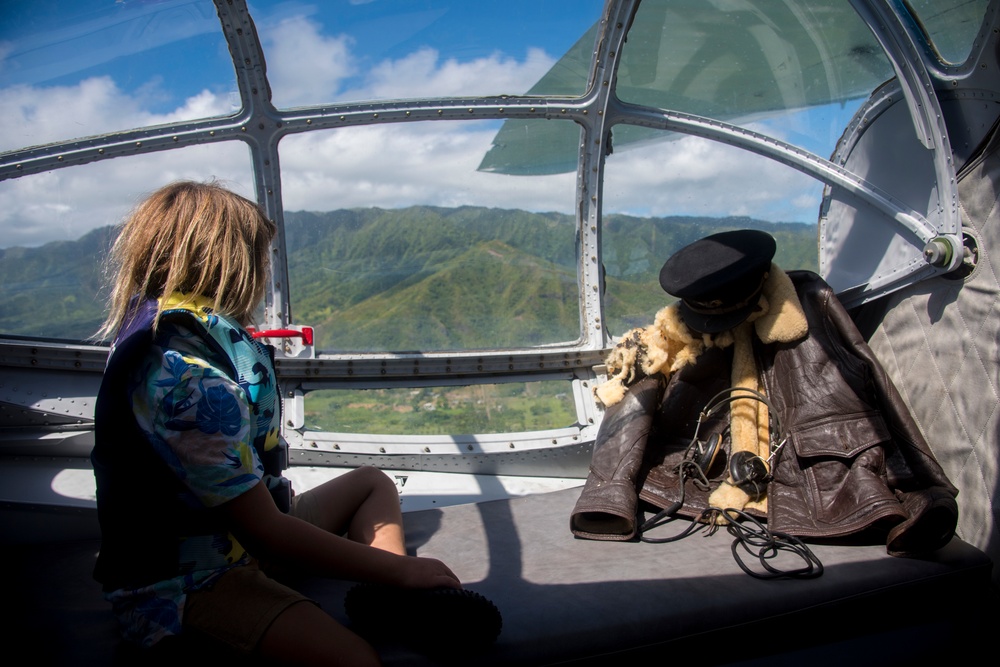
[98,181,276,339]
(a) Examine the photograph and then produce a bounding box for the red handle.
[250,327,314,345]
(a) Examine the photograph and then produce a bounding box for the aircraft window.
[0,144,255,341]
[614,0,892,160]
[304,381,577,435]
[904,0,991,65]
[278,121,580,352]
[251,0,605,108]
[0,0,237,152]
[601,135,822,336]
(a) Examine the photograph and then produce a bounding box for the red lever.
[250,327,314,346]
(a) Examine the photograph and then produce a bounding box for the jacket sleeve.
[571,376,662,540]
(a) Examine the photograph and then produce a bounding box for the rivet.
[171,136,178,142]
[379,447,386,453]
[468,108,474,113]
[561,109,567,114]
[210,131,216,136]
[252,88,258,95]
[98,148,105,154]
[467,444,473,451]
[241,126,247,132]
[583,109,588,114]
[499,108,504,113]
[509,443,515,449]
[373,113,379,119]
[438,110,443,115]
[423,447,431,453]
[306,119,312,124]
[57,156,64,161]
[333,443,340,450]
[340,116,345,121]
[530,107,536,112]
[15,164,22,169]
[405,111,411,116]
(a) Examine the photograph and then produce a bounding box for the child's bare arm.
[222,482,462,590]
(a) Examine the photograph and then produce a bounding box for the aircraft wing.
[479,0,892,175]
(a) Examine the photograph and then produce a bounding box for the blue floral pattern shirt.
[106,295,277,647]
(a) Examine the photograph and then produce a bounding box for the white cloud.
[264,16,356,108]
[342,46,555,100]
[280,121,576,213]
[0,143,252,248]
[603,134,825,224]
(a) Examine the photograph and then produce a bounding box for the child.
[92,181,463,666]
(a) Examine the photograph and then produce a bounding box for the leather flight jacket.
[571,272,959,557]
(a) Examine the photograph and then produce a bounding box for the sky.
[0,0,866,248]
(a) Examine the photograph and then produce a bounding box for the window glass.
[905,0,990,65]
[305,381,577,435]
[0,0,237,152]
[0,144,254,340]
[250,0,605,108]
[601,133,821,337]
[615,0,892,162]
[279,121,579,352]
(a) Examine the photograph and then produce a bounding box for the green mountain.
[0,207,817,347]
[0,225,114,341]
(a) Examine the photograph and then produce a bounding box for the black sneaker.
[344,584,502,653]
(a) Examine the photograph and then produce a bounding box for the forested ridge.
[0,206,816,346]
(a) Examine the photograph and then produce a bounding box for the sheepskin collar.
[596,264,807,407]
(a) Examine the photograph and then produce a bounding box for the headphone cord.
[638,455,823,579]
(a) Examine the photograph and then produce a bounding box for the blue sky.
[1,0,868,247]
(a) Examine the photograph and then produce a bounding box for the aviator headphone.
[686,386,786,500]
[640,387,820,580]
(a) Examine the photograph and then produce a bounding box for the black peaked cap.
[659,230,776,334]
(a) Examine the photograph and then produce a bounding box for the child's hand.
[395,555,463,590]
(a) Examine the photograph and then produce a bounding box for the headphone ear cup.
[729,450,770,501]
[692,433,723,474]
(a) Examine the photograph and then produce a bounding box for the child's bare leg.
[298,466,406,555]
[257,600,380,667]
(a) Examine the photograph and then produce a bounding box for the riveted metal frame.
[0,0,976,468]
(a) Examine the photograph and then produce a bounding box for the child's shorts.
[182,488,324,653]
